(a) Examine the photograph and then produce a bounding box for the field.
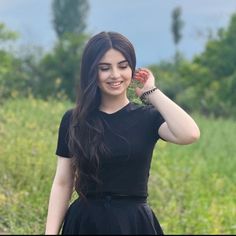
[0,98,235,234]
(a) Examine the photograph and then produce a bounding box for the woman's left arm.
[149,89,200,145]
[135,68,200,145]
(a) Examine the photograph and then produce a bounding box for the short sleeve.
[55,109,73,158]
[146,105,166,141]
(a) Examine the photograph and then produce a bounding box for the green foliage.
[192,13,236,117]
[149,12,236,118]
[52,0,89,39]
[176,60,215,114]
[0,52,28,100]
[35,33,88,101]
[46,0,90,100]
[149,61,182,101]
[195,13,236,79]
[127,79,144,104]
[0,21,89,102]
[2,11,236,118]
[0,23,30,100]
[1,0,91,103]
[0,99,236,234]
[0,23,19,42]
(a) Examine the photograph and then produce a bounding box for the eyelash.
[99,65,129,71]
[120,65,128,69]
[99,67,110,71]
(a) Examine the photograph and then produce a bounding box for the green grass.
[149,114,236,234]
[0,98,235,234]
[0,98,72,234]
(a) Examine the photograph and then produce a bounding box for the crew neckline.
[99,102,131,116]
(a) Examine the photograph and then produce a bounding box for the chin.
[104,90,126,97]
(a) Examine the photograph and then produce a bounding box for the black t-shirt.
[56,102,165,197]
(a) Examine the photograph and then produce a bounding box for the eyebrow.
[98,60,128,66]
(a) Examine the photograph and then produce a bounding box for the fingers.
[133,68,149,84]
[135,87,142,97]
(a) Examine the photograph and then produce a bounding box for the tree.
[28,0,91,101]
[36,34,87,101]
[0,23,25,100]
[148,12,236,118]
[171,6,184,46]
[192,13,236,117]
[171,6,184,64]
[52,0,89,39]
[0,23,18,43]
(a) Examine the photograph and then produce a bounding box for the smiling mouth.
[107,81,123,87]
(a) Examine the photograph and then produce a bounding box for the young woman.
[45,31,200,235]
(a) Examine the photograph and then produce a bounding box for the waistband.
[85,192,147,202]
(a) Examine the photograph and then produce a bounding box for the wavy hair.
[68,31,136,198]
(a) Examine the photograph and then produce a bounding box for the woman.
[45,31,200,235]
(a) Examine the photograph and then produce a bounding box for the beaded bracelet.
[140,87,158,105]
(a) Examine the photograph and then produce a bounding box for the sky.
[0,0,236,66]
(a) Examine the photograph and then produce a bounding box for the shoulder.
[129,102,159,115]
[62,108,74,119]
[128,102,145,111]
[59,108,74,127]
[130,103,165,125]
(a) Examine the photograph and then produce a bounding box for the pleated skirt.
[62,196,164,235]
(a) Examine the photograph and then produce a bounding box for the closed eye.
[98,65,110,71]
[98,60,129,71]
[119,62,129,69]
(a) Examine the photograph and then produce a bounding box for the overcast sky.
[0,0,236,66]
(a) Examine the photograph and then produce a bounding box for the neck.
[99,95,130,114]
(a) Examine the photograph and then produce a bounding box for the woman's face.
[97,48,132,98]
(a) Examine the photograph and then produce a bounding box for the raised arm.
[149,89,200,144]
[135,68,200,145]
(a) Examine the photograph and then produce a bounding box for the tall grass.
[149,114,236,234]
[0,98,235,234]
[0,98,72,234]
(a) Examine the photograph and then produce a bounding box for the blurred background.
[0,0,236,234]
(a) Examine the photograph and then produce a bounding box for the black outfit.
[56,102,165,235]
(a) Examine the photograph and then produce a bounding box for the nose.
[110,67,120,79]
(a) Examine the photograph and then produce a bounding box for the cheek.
[125,70,132,82]
[97,73,106,85]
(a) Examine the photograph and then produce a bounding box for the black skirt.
[62,195,164,235]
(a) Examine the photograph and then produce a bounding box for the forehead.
[99,48,126,63]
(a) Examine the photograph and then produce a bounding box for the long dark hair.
[68,31,136,198]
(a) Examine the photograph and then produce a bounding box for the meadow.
[0,98,235,234]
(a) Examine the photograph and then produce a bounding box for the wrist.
[148,88,161,103]
[140,87,158,105]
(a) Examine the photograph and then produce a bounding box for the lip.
[106,81,124,88]
[106,80,123,84]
